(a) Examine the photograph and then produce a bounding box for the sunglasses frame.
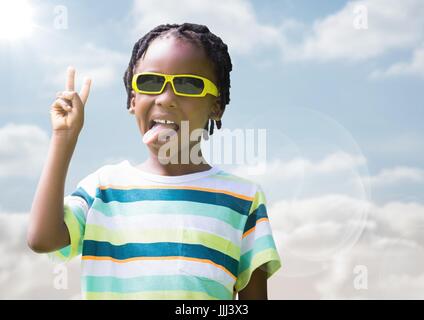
[132,72,219,97]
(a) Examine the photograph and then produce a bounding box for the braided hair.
[123,23,232,137]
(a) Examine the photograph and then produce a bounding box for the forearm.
[27,132,78,252]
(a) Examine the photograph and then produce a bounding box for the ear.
[209,96,224,121]
[129,91,136,114]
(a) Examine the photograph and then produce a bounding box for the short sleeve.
[235,184,282,292]
[48,170,98,263]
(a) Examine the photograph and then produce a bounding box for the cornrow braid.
[123,22,232,136]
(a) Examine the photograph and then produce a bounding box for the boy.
[27,23,281,300]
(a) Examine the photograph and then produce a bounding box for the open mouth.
[148,119,180,132]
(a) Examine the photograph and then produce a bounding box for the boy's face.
[129,36,223,153]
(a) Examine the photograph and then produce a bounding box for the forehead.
[134,36,216,81]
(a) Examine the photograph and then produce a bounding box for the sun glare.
[0,0,35,41]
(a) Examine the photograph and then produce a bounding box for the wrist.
[52,129,80,142]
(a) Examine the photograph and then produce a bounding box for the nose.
[155,81,177,108]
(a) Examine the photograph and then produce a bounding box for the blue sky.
[1,0,423,209]
[0,0,424,299]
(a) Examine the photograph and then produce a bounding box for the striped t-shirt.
[49,160,281,300]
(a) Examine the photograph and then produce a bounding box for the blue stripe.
[71,187,95,207]
[243,204,268,234]
[82,240,239,278]
[83,275,232,299]
[96,188,251,216]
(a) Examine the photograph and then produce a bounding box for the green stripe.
[92,200,246,231]
[49,205,85,262]
[62,205,83,259]
[84,224,241,259]
[248,190,266,215]
[48,246,70,262]
[70,205,86,237]
[85,290,219,300]
[83,275,232,300]
[235,248,282,292]
[239,235,277,273]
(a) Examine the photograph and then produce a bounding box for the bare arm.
[27,133,77,252]
[27,67,91,253]
[238,267,268,300]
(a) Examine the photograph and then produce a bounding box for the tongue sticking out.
[143,123,179,145]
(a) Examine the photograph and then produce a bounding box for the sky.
[0,0,423,299]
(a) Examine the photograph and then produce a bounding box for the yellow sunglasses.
[132,72,219,97]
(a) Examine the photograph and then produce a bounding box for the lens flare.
[0,0,35,41]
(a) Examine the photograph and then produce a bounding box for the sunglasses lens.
[137,74,164,92]
[174,77,204,95]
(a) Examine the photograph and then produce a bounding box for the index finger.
[66,66,75,91]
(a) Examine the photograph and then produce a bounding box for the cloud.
[268,194,371,264]
[131,0,282,55]
[2,196,421,300]
[373,201,424,242]
[370,45,424,78]
[230,152,424,206]
[268,193,424,298]
[229,151,371,209]
[281,0,424,62]
[128,0,424,81]
[230,151,367,181]
[314,209,424,299]
[229,152,424,298]
[0,123,49,178]
[42,42,128,89]
[0,212,81,299]
[3,198,423,299]
[364,166,424,186]
[0,140,422,299]
[1,149,424,298]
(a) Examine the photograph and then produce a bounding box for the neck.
[140,149,212,176]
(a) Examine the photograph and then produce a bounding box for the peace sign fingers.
[63,66,92,107]
[50,66,92,135]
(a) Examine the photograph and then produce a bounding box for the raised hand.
[50,66,91,137]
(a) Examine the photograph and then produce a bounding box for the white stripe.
[241,219,273,254]
[64,195,89,218]
[82,257,235,286]
[73,169,99,197]
[87,208,243,245]
[98,161,256,198]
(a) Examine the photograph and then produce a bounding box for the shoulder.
[212,168,263,198]
[96,160,128,175]
[79,160,128,185]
